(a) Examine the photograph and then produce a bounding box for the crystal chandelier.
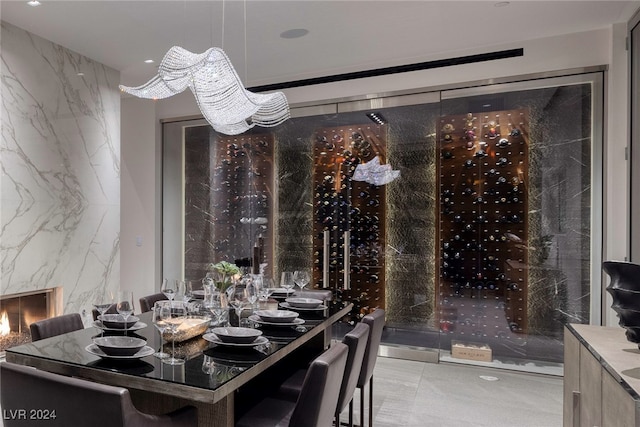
[352,156,400,186]
[119,46,290,135]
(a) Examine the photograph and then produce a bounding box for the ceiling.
[2,1,639,89]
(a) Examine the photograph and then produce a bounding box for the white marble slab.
[1,22,120,324]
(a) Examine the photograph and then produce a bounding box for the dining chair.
[278,323,370,427]
[235,342,349,427]
[354,309,385,427]
[139,292,167,313]
[0,362,197,427]
[29,313,84,341]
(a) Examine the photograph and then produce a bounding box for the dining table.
[6,299,353,427]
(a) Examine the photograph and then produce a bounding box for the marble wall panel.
[1,22,120,323]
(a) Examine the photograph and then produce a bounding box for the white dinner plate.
[279,302,328,311]
[249,315,305,327]
[202,333,269,348]
[85,344,154,360]
[93,320,147,332]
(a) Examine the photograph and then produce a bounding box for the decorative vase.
[603,261,640,346]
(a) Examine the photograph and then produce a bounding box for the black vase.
[603,261,640,346]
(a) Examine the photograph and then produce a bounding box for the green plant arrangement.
[207,261,241,292]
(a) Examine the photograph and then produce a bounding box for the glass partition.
[162,70,603,373]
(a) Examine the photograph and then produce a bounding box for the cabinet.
[564,324,640,427]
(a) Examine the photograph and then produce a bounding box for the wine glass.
[163,301,187,365]
[161,278,177,301]
[293,270,310,292]
[204,290,227,328]
[152,301,171,359]
[93,291,113,336]
[227,284,249,327]
[281,271,295,295]
[255,275,271,303]
[115,290,134,336]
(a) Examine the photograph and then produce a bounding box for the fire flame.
[0,311,10,336]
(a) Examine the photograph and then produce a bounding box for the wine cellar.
[312,124,388,323]
[437,110,530,335]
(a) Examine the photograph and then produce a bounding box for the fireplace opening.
[0,288,61,355]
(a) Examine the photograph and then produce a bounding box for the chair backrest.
[357,308,385,387]
[0,363,197,427]
[139,292,167,313]
[29,313,84,341]
[336,322,370,414]
[1,362,130,427]
[289,343,348,427]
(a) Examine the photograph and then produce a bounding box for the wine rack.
[437,110,529,334]
[312,124,387,322]
[184,132,275,280]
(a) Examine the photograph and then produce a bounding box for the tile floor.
[0,356,563,427]
[343,356,563,427]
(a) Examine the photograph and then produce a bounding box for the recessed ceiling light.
[144,59,155,64]
[77,72,85,76]
[366,112,387,125]
[27,0,41,6]
[280,28,309,39]
[494,2,510,7]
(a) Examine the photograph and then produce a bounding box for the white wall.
[120,98,160,308]
[604,22,631,326]
[139,27,628,327]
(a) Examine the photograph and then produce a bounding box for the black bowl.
[93,336,146,357]
[98,314,139,329]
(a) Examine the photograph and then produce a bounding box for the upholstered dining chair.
[29,313,84,341]
[0,362,197,427]
[139,292,167,313]
[278,323,370,427]
[355,309,385,427]
[235,342,348,427]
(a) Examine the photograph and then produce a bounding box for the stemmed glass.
[246,276,258,309]
[227,284,249,327]
[204,290,227,328]
[183,280,194,302]
[175,279,192,303]
[152,301,170,359]
[163,301,187,365]
[256,275,273,305]
[161,278,177,301]
[115,290,134,337]
[281,271,295,295]
[293,270,310,292]
[93,291,113,336]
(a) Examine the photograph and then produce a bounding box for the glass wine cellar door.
[163,69,604,373]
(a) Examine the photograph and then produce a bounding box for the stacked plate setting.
[97,314,140,329]
[203,327,268,347]
[86,336,153,359]
[283,297,324,309]
[95,314,146,331]
[249,310,305,326]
